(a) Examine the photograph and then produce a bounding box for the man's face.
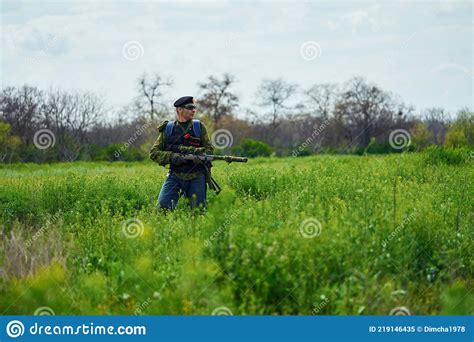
[177,105,197,121]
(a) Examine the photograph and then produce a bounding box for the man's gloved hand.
[178,145,207,154]
[194,147,207,154]
[190,155,202,164]
[170,153,187,166]
[178,145,196,154]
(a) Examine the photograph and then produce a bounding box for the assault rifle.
[182,154,248,164]
[181,153,248,194]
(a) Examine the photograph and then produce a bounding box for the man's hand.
[178,145,207,154]
[178,145,196,154]
[190,155,202,164]
[170,153,187,166]
[193,147,207,154]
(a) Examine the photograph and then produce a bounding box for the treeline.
[0,73,473,163]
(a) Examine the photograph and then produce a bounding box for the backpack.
[164,119,201,140]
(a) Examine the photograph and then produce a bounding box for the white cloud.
[342,10,378,34]
[1,0,472,113]
[430,63,473,77]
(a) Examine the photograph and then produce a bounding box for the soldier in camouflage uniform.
[149,96,213,210]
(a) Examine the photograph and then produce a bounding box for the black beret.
[173,96,195,107]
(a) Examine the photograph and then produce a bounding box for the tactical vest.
[165,120,205,174]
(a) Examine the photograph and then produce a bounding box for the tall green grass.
[0,154,472,315]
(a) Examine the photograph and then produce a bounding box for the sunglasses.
[182,104,197,110]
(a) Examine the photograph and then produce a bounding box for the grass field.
[0,153,472,315]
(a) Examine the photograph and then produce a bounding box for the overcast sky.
[1,0,473,117]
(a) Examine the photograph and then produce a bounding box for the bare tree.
[41,89,74,160]
[68,92,104,144]
[40,89,105,161]
[0,85,43,145]
[423,107,448,144]
[256,78,297,130]
[304,83,338,119]
[198,73,238,123]
[136,73,172,120]
[335,77,406,147]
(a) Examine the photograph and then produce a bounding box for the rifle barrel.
[210,155,248,163]
[182,154,248,163]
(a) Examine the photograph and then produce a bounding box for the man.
[149,96,213,210]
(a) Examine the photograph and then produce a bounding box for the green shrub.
[356,137,414,155]
[92,143,145,161]
[291,146,312,157]
[232,138,272,158]
[445,110,474,148]
[422,146,471,166]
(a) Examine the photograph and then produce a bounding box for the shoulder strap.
[192,119,201,138]
[165,121,175,140]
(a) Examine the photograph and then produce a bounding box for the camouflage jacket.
[149,120,214,180]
